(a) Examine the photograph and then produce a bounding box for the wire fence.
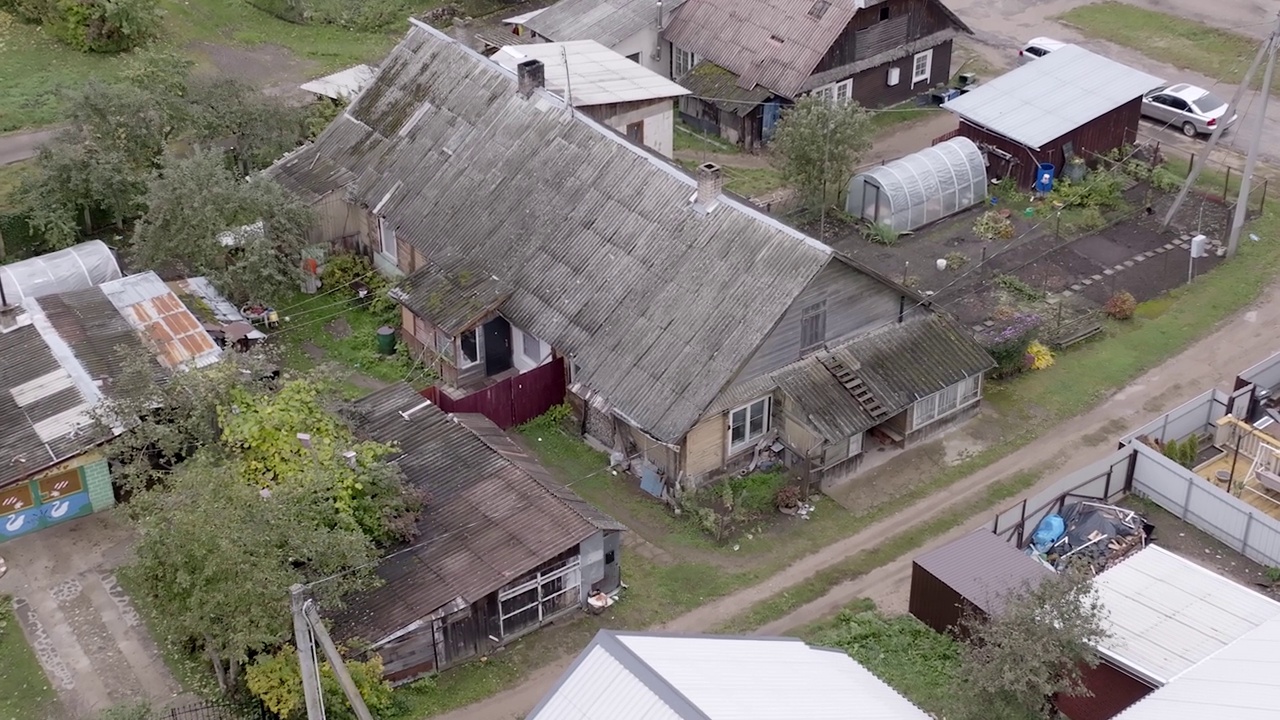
[151,699,276,720]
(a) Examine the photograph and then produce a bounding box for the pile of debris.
[1027,501,1151,573]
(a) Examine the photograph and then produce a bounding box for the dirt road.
[435,272,1277,718]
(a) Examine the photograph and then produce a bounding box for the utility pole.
[291,584,326,720]
[303,602,376,720]
[1163,12,1278,234]
[1226,18,1280,256]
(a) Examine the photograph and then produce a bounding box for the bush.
[46,0,161,53]
[247,647,394,720]
[774,484,802,510]
[1026,340,1054,371]
[943,251,969,271]
[973,210,1014,241]
[980,312,1043,379]
[247,0,412,30]
[1104,290,1136,320]
[862,222,899,246]
[320,252,396,318]
[726,470,787,515]
[1,0,55,23]
[1162,437,1198,469]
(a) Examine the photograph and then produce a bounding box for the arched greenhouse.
[0,240,122,303]
[845,136,988,233]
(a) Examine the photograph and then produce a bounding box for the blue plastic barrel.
[1034,163,1055,193]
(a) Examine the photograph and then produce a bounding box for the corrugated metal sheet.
[267,22,836,443]
[333,383,604,643]
[493,41,690,106]
[1093,545,1280,686]
[299,64,378,101]
[913,530,1052,616]
[1112,614,1280,720]
[99,273,221,370]
[943,44,1162,150]
[677,61,773,116]
[523,0,684,46]
[393,262,512,336]
[662,0,858,97]
[529,630,934,719]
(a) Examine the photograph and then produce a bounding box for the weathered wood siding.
[732,261,910,383]
[306,193,366,246]
[814,0,958,74]
[683,413,725,478]
[781,410,823,459]
[851,39,953,109]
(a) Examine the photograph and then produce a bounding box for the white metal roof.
[1093,545,1280,685]
[943,44,1163,150]
[493,40,691,106]
[502,7,546,24]
[527,630,933,719]
[299,64,378,101]
[1112,614,1280,720]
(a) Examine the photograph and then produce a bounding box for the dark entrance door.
[483,317,512,376]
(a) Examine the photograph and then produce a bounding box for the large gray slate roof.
[268,21,841,443]
[523,0,685,46]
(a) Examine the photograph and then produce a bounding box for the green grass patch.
[868,104,937,134]
[1057,3,1265,92]
[0,160,31,214]
[673,122,740,155]
[0,597,57,720]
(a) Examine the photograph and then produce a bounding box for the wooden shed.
[909,529,1052,636]
[941,45,1162,189]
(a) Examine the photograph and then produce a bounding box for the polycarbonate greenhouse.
[0,240,122,303]
[845,136,988,233]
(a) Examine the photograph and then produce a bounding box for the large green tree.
[950,564,1110,720]
[770,96,872,212]
[130,148,315,303]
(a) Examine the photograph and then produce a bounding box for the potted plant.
[774,485,803,515]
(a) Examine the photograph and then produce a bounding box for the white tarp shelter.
[846,136,988,233]
[0,240,122,304]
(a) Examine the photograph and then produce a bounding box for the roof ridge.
[596,631,714,720]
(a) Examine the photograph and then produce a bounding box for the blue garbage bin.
[1034,163,1056,193]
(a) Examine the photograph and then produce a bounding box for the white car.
[1141,83,1238,137]
[1019,37,1067,63]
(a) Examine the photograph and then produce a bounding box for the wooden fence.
[422,357,566,429]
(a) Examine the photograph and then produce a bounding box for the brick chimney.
[695,162,723,210]
[452,17,477,51]
[517,59,545,98]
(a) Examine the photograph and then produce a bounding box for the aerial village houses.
[267,21,993,494]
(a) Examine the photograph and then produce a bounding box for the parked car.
[1141,83,1238,137]
[1019,37,1066,63]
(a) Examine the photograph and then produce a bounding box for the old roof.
[913,530,1052,616]
[1093,545,1280,686]
[166,277,267,342]
[768,314,993,439]
[493,41,691,106]
[300,64,378,101]
[677,61,773,116]
[523,0,685,46]
[474,25,537,52]
[1112,614,1280,720]
[267,21,841,443]
[528,630,934,719]
[392,262,513,336]
[943,44,1163,150]
[333,383,607,643]
[98,273,221,371]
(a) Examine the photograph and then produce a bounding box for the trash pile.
[1027,501,1150,572]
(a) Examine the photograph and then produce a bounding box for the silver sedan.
[1141,84,1238,137]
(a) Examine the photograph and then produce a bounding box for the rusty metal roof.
[99,273,221,371]
[914,529,1052,616]
[332,383,605,643]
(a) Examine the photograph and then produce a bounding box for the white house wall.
[596,99,677,158]
[643,107,674,158]
[511,322,554,373]
[609,28,668,76]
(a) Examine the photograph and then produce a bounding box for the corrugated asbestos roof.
[493,41,691,106]
[267,22,838,443]
[662,0,858,98]
[1092,545,1280,686]
[523,0,685,46]
[528,630,934,719]
[943,44,1163,150]
[333,383,609,643]
[770,314,993,439]
[677,61,773,116]
[913,530,1051,616]
[1112,614,1280,720]
[392,262,512,336]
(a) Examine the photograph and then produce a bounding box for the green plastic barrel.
[376,326,397,355]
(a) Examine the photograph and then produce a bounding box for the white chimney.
[694,162,723,211]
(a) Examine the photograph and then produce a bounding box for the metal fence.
[1129,441,1280,567]
[155,699,274,720]
[990,448,1134,547]
[1118,389,1229,446]
[1238,350,1280,393]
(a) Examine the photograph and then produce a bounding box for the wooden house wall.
[851,39,953,108]
[306,193,367,247]
[957,98,1142,188]
[732,261,908,383]
[814,0,957,74]
[683,412,725,478]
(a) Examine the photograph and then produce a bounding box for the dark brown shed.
[909,529,1052,636]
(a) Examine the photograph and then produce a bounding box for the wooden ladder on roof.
[820,354,890,421]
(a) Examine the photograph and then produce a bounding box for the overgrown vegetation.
[0,596,56,720]
[1,0,160,52]
[995,274,1044,302]
[979,311,1044,379]
[678,471,790,542]
[861,221,899,246]
[771,95,872,212]
[973,210,1015,241]
[247,648,396,720]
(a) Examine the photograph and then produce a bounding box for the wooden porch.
[1196,416,1280,521]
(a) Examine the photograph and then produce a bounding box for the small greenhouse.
[845,136,988,233]
[0,240,122,304]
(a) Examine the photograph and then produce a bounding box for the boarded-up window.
[626,121,644,144]
[800,301,827,350]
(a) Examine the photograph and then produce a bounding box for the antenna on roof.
[560,46,574,117]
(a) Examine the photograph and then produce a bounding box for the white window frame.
[911,49,933,86]
[727,397,771,455]
[521,329,542,363]
[674,47,698,78]
[812,79,852,105]
[912,375,981,430]
[458,327,483,368]
[378,217,397,261]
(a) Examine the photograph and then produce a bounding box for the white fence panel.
[1129,441,1280,567]
[1239,351,1280,392]
[1120,389,1229,445]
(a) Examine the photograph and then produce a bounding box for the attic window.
[768,34,785,45]
[808,0,830,18]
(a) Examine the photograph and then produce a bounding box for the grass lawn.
[673,122,740,155]
[1057,3,1265,91]
[0,598,58,720]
